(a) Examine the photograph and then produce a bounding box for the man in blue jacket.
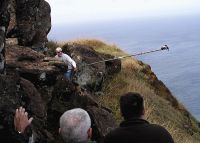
[104,92,175,143]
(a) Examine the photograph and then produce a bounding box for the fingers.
[22,107,25,113]
[19,107,25,114]
[15,109,19,120]
[15,107,32,118]
[28,117,34,124]
[14,106,33,133]
[17,107,28,116]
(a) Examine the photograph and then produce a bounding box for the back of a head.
[120,92,144,120]
[59,108,91,143]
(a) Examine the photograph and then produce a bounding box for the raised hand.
[14,107,33,134]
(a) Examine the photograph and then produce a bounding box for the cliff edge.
[0,0,200,143]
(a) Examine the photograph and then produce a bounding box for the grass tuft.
[47,39,200,143]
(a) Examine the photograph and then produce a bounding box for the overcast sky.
[46,0,200,25]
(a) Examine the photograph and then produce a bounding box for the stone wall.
[0,0,10,74]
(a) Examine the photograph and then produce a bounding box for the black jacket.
[104,118,174,143]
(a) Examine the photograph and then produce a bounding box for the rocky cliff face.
[0,43,121,142]
[2,1,198,143]
[1,0,51,73]
[0,0,121,142]
[61,43,121,91]
[2,0,51,50]
[0,0,9,74]
[15,0,51,50]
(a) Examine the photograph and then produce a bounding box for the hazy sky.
[46,0,200,25]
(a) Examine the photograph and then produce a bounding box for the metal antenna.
[85,45,169,66]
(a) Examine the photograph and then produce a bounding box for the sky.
[46,0,200,25]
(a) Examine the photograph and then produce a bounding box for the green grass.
[46,40,61,56]
[98,56,200,143]
[47,39,200,143]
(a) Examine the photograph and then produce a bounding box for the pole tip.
[161,45,169,51]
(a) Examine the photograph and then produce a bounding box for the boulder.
[7,0,51,51]
[16,0,51,50]
[1,0,51,73]
[48,78,116,143]
[1,1,120,142]
[62,43,121,91]
[6,44,60,87]
[0,75,49,142]
[1,44,119,142]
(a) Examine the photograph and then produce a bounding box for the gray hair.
[56,47,62,52]
[59,108,91,143]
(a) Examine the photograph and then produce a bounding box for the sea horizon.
[48,14,200,121]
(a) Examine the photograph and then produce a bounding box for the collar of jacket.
[120,118,149,127]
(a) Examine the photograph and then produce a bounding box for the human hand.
[74,67,78,71]
[14,107,33,134]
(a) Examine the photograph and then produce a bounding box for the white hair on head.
[56,47,62,52]
[59,108,91,143]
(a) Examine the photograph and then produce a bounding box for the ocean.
[48,15,200,120]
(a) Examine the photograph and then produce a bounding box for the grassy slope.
[47,39,200,143]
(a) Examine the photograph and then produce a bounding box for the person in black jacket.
[104,92,175,143]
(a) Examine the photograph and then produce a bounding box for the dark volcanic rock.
[6,44,60,87]
[1,0,51,73]
[1,44,118,143]
[0,73,117,143]
[0,27,6,74]
[14,0,51,50]
[0,0,10,74]
[0,0,10,29]
[0,75,49,142]
[48,78,116,143]
[62,43,121,91]
[6,0,51,51]
[6,43,121,92]
[6,0,17,37]
[1,1,119,142]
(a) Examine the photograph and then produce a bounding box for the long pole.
[85,45,169,66]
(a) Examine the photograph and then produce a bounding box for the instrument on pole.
[85,45,169,66]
